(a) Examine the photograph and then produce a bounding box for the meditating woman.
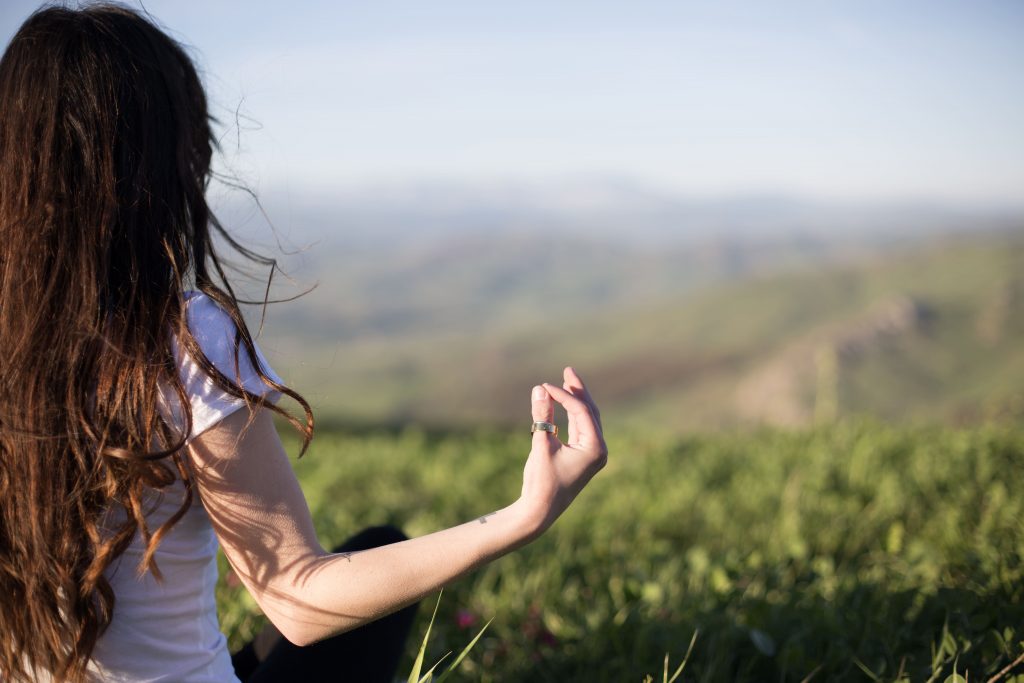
[0,3,607,682]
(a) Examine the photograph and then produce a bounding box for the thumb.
[531,385,557,453]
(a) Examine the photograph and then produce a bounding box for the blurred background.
[3,0,1022,432]
[4,3,1024,678]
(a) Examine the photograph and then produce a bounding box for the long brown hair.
[0,4,313,681]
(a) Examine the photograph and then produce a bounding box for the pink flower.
[456,609,478,629]
[538,629,559,647]
[519,607,559,648]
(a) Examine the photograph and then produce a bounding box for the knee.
[361,524,408,547]
[331,524,408,554]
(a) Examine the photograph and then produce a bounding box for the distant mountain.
[247,228,1024,431]
[215,179,1024,249]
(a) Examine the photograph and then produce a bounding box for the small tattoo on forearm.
[478,512,497,524]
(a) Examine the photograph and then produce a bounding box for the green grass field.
[216,421,1024,682]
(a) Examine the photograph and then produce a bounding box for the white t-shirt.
[84,291,283,682]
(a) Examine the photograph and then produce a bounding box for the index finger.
[542,382,602,450]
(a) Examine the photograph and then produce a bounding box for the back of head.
[0,2,213,320]
[0,4,310,681]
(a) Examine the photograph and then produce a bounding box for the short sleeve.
[160,292,284,442]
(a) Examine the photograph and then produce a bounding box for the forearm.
[267,499,540,646]
[194,372,607,649]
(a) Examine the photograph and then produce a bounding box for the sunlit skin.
[188,366,606,648]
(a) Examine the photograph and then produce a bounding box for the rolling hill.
[247,230,1024,431]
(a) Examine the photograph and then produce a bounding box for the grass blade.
[853,657,882,682]
[408,589,443,683]
[986,650,1024,683]
[418,651,452,683]
[667,630,699,683]
[433,617,494,683]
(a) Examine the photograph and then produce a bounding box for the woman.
[0,3,607,682]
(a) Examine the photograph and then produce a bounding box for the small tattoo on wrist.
[477,512,497,524]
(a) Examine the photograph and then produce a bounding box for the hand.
[518,367,607,536]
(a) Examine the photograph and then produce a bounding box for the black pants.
[231,525,420,682]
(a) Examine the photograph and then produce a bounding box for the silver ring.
[531,421,558,437]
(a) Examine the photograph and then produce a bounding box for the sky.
[2,1,1023,207]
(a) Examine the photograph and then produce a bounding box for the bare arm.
[187,367,606,647]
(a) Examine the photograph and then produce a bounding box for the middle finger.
[564,367,603,436]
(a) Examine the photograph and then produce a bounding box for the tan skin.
[187,366,606,648]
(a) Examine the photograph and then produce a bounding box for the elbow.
[276,621,363,648]
[268,609,326,648]
[249,553,377,646]
[271,616,323,648]
[266,604,362,648]
[278,626,317,649]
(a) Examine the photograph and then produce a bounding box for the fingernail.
[532,385,546,401]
